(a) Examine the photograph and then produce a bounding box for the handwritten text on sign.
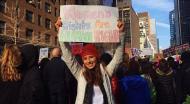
[59,5,119,43]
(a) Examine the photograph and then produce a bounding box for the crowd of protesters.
[0,19,190,104]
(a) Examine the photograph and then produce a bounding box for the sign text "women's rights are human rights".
[59,5,119,43]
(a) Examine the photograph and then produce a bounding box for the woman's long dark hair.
[83,63,103,85]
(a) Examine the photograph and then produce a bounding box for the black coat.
[180,63,190,102]
[0,80,22,104]
[18,67,45,104]
[153,70,177,104]
[43,57,76,104]
[18,44,45,104]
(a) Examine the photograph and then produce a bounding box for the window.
[45,2,51,13]
[54,8,57,16]
[26,28,33,40]
[26,0,35,5]
[57,9,60,16]
[38,15,42,26]
[0,0,6,13]
[45,18,51,29]
[45,34,50,43]
[51,0,56,4]
[26,10,33,22]
[37,0,41,9]
[55,36,57,45]
[0,21,5,34]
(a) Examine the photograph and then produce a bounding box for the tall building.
[117,0,140,49]
[149,19,158,53]
[138,12,151,48]
[138,12,158,54]
[169,10,176,46]
[157,38,160,53]
[138,12,150,36]
[0,0,67,47]
[139,18,147,49]
[174,0,190,45]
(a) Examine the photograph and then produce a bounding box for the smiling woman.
[56,18,125,104]
[81,44,98,69]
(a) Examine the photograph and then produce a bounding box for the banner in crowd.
[59,5,119,43]
[163,43,190,57]
[140,48,153,56]
[131,48,142,57]
[39,48,49,61]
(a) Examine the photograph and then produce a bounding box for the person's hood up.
[120,75,147,89]
[21,44,39,68]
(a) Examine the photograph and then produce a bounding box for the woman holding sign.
[55,18,125,104]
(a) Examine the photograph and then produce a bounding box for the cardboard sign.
[59,5,119,43]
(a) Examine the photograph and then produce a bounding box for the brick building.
[0,0,73,47]
[117,0,140,49]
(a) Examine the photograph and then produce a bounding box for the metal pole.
[14,0,19,44]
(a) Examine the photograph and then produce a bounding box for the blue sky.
[132,0,174,49]
[103,0,174,49]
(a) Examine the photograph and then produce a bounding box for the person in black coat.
[18,44,45,104]
[180,51,190,102]
[153,59,177,104]
[43,47,77,104]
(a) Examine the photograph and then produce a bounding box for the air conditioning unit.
[48,9,51,13]
[29,0,35,4]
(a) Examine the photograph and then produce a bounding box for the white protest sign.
[59,5,119,43]
[39,48,49,60]
[140,48,153,56]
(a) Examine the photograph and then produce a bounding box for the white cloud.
[132,0,174,12]
[156,22,170,29]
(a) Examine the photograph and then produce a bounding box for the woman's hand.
[55,17,62,31]
[117,20,125,33]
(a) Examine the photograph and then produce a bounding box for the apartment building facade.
[0,0,68,47]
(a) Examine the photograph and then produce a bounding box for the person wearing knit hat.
[81,44,99,59]
[80,44,99,70]
[56,18,125,104]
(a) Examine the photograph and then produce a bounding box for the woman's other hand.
[117,20,125,33]
[55,17,62,31]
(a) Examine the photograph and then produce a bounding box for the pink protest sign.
[59,5,119,43]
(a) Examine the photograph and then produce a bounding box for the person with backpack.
[153,59,177,104]
[119,58,151,104]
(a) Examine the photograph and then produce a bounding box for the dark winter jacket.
[180,63,190,102]
[18,44,45,104]
[153,69,176,104]
[0,80,22,104]
[43,57,76,104]
[119,75,151,104]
